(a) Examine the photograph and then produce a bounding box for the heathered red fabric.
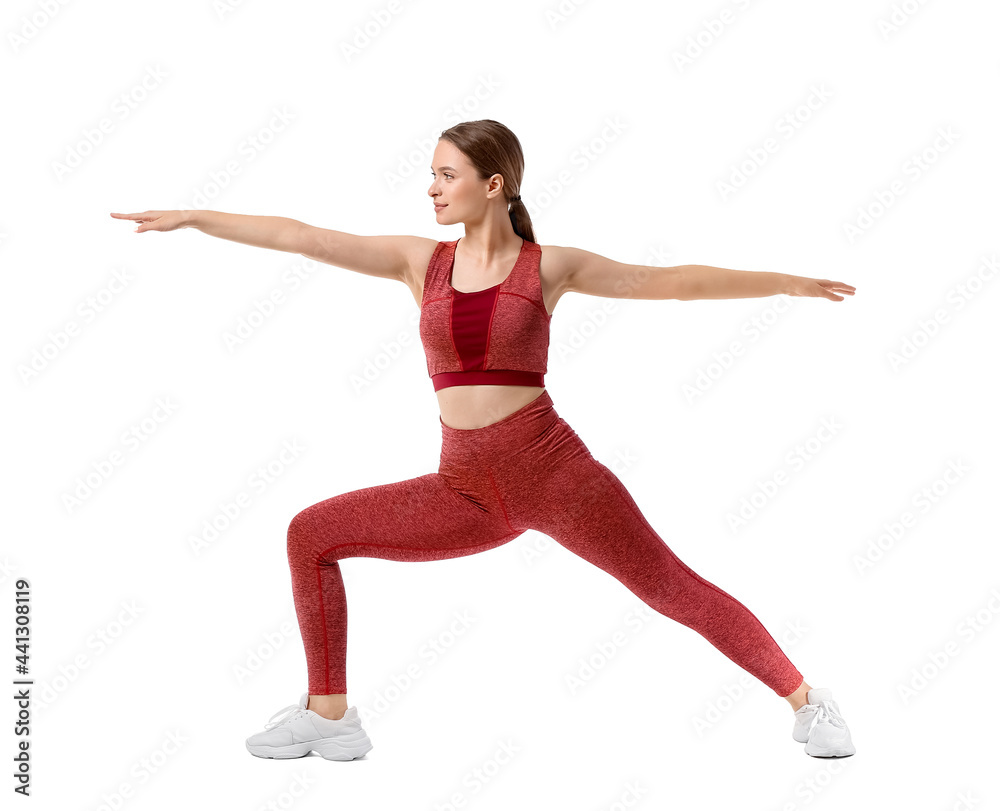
[286,390,804,697]
[419,238,550,391]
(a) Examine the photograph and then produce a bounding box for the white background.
[4,0,998,808]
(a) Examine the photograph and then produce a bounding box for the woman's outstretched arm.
[110,210,305,253]
[110,210,424,283]
[186,210,307,252]
[675,263,856,301]
[552,245,856,302]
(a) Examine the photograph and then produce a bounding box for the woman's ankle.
[307,694,348,720]
[783,680,812,712]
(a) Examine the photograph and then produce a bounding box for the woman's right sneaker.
[245,694,373,761]
[792,687,855,757]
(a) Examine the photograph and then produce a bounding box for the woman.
[111,119,856,761]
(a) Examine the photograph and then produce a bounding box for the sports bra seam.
[482,287,500,370]
[447,296,464,371]
[499,290,550,318]
[422,241,446,305]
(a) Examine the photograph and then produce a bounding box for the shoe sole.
[795,723,855,755]
[246,732,373,761]
[804,743,855,757]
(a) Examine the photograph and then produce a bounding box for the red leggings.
[286,390,803,697]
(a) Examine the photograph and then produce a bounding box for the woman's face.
[428,140,495,224]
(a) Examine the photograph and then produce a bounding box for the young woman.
[111,119,856,761]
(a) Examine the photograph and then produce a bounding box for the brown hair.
[438,119,535,243]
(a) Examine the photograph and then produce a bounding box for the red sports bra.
[419,238,551,392]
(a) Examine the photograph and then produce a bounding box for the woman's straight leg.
[287,470,521,696]
[501,419,804,698]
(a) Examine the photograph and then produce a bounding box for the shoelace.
[264,704,308,730]
[808,700,848,730]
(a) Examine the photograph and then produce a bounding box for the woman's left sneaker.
[245,693,373,761]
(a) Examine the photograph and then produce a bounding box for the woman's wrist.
[180,209,204,229]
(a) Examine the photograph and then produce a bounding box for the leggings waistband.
[439,389,559,461]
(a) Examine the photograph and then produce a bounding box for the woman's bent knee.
[287,503,337,565]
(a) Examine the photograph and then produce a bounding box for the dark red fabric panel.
[431,370,544,391]
[450,286,498,371]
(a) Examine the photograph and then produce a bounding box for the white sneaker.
[245,694,373,761]
[792,688,855,757]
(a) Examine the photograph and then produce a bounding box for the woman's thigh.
[287,471,523,566]
[492,421,701,611]
[523,454,686,603]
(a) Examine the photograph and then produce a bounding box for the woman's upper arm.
[551,244,684,301]
[297,226,435,285]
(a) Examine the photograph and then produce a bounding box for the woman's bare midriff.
[436,385,545,430]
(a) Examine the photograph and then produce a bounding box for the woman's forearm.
[681,265,791,300]
[184,210,305,253]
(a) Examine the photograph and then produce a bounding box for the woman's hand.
[785,275,856,301]
[110,210,192,233]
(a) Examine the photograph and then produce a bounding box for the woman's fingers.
[110,210,183,232]
[823,280,856,294]
[110,210,161,231]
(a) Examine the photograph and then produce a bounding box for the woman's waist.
[436,384,548,430]
[438,387,560,460]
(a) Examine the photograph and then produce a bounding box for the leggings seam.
[314,564,330,694]
[315,535,517,562]
[487,469,515,532]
